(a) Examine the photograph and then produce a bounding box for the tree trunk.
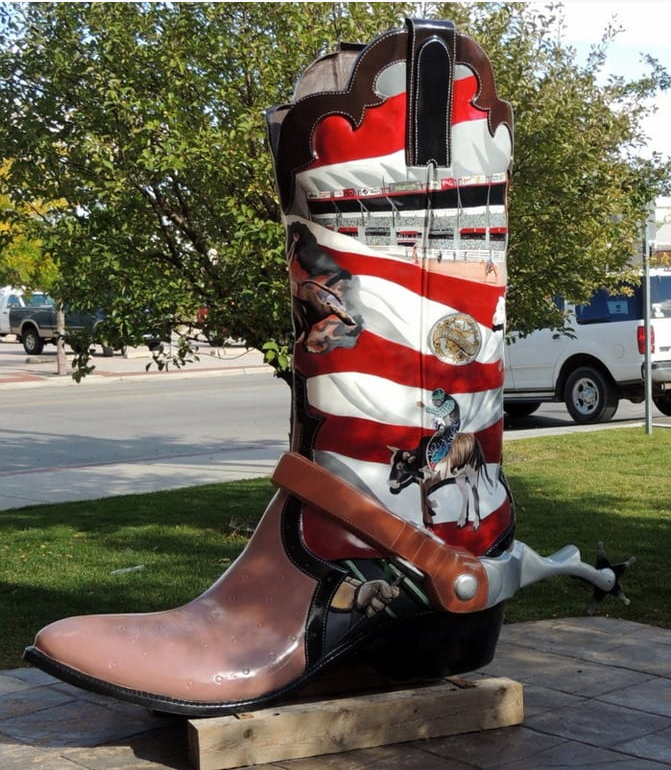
[56,305,67,376]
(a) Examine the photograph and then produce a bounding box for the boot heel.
[359,604,505,680]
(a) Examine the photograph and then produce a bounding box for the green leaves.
[0,1,668,376]
[464,4,671,334]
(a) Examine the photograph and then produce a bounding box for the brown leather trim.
[456,34,513,139]
[269,28,407,212]
[272,452,489,613]
[267,20,513,213]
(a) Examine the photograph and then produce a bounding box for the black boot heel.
[358,604,505,681]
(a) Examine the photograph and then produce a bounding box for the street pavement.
[0,337,282,511]
[2,337,670,769]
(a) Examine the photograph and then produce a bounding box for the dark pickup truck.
[9,296,104,355]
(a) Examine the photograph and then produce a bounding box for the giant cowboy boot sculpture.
[24,19,629,717]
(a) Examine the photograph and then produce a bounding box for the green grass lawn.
[1,427,669,670]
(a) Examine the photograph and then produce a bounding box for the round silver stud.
[454,573,479,601]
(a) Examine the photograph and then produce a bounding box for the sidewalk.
[2,616,670,769]
[0,337,271,388]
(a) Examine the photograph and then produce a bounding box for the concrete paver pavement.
[2,617,670,769]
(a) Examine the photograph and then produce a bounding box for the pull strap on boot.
[273,451,489,613]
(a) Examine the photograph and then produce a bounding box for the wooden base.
[188,675,523,770]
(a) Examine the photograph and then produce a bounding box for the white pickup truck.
[504,268,671,423]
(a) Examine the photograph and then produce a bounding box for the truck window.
[24,292,53,307]
[650,275,671,319]
[576,287,642,325]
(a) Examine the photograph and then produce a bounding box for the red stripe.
[303,509,380,560]
[295,331,502,392]
[333,248,423,292]
[303,496,512,561]
[452,74,489,125]
[311,410,503,466]
[314,416,422,464]
[309,92,406,168]
[326,248,505,330]
[308,76,488,169]
[430,498,513,556]
[472,420,504,464]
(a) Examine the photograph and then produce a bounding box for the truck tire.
[653,393,671,416]
[503,400,541,418]
[22,325,45,355]
[564,366,617,424]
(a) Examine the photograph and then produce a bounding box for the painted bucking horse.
[388,393,493,530]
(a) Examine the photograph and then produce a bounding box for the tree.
[0,1,410,376]
[453,2,671,333]
[0,2,668,378]
[0,161,60,290]
[0,159,71,374]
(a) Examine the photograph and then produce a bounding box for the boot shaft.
[267,19,514,561]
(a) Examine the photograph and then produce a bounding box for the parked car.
[0,287,51,337]
[9,295,106,355]
[504,268,671,423]
[0,287,25,336]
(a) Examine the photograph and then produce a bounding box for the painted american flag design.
[272,25,515,562]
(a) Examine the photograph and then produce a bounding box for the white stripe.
[296,149,413,197]
[315,449,507,525]
[295,118,511,197]
[284,215,376,257]
[351,274,503,363]
[452,120,512,177]
[454,64,474,81]
[314,449,424,524]
[285,216,505,364]
[307,373,502,434]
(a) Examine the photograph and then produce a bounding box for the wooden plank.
[188,676,523,770]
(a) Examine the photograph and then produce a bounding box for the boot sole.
[24,603,504,717]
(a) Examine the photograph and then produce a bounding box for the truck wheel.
[503,400,541,418]
[653,393,671,416]
[564,366,617,424]
[22,325,44,355]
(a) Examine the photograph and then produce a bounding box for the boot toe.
[31,613,152,691]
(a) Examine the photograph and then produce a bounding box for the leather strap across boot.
[25,18,517,716]
[272,451,489,613]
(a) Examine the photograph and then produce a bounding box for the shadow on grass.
[0,479,274,668]
[504,471,671,629]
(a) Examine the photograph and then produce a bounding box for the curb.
[0,363,274,389]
